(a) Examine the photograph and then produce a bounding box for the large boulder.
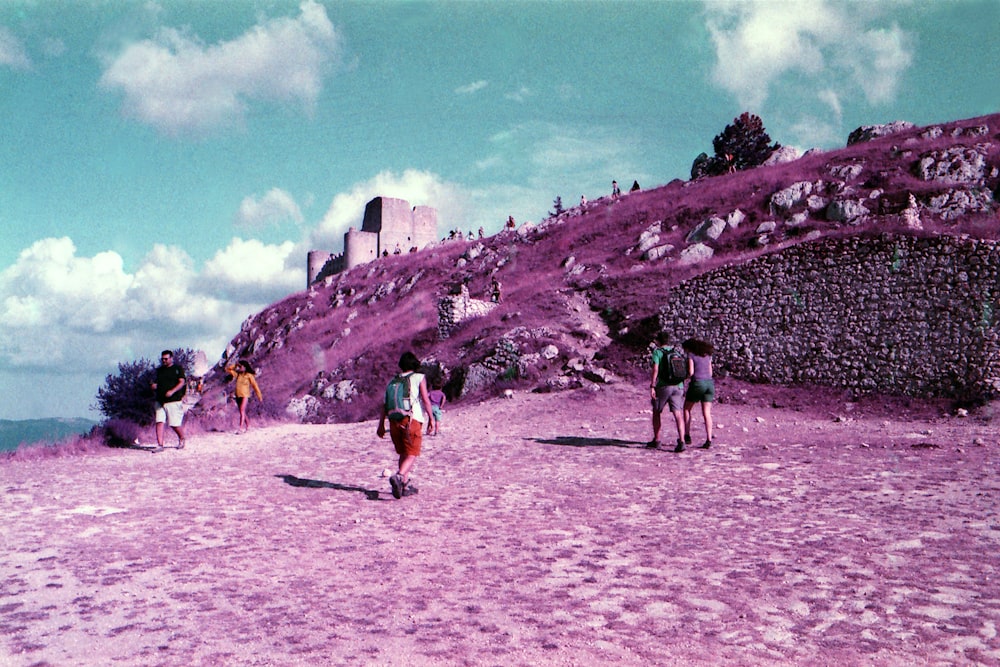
[826,199,870,224]
[926,189,994,220]
[847,121,914,145]
[678,243,714,265]
[762,145,802,166]
[915,145,990,186]
[686,217,727,244]
[770,181,813,214]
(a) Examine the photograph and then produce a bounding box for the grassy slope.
[194,113,1000,424]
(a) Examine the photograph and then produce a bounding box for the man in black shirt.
[151,350,187,451]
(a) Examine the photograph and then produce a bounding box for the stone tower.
[306,196,439,287]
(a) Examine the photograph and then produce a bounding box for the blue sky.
[1,0,997,420]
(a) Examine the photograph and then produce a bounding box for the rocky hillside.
[191,113,1000,424]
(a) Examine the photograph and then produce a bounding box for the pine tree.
[711,112,780,172]
[550,196,565,217]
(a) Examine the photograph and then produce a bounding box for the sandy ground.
[2,382,999,666]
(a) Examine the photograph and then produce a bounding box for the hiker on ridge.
[377,351,436,499]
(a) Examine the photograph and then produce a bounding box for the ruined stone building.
[307,196,438,286]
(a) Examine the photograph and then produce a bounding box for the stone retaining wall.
[657,233,1000,400]
[437,286,498,339]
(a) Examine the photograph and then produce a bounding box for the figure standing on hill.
[151,350,186,451]
[611,180,621,200]
[377,351,436,499]
[682,338,715,449]
[648,332,687,452]
[226,360,263,434]
[427,377,446,436]
[631,180,641,192]
[491,276,503,304]
[580,195,587,207]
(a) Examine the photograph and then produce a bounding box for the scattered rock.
[686,217,727,244]
[847,121,915,145]
[678,243,714,265]
[770,182,814,214]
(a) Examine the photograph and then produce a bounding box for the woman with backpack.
[682,338,715,449]
[376,351,436,499]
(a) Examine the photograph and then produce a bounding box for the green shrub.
[95,348,198,425]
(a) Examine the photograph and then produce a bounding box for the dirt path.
[2,383,999,666]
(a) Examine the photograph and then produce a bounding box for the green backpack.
[385,373,413,422]
[656,347,689,386]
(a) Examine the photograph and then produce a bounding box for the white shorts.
[155,401,185,427]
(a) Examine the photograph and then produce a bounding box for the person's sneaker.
[150,446,165,454]
[700,440,712,449]
[645,440,660,449]
[402,482,419,497]
[176,440,185,450]
[684,434,692,445]
[674,439,685,453]
[389,474,403,499]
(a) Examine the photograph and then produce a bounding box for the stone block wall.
[437,286,498,339]
[657,233,1000,400]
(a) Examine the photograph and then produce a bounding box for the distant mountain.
[0,418,98,452]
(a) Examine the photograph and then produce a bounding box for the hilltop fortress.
[307,196,438,286]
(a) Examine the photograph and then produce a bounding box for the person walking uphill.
[648,332,688,452]
[226,360,263,434]
[151,350,186,452]
[682,338,716,449]
[377,352,436,499]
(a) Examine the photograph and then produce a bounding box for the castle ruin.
[307,196,438,286]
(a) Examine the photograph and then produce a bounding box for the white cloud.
[201,237,304,301]
[311,170,467,250]
[455,80,488,95]
[0,236,303,418]
[98,0,340,135]
[504,86,532,103]
[235,188,304,228]
[0,27,31,70]
[844,24,912,104]
[704,0,912,109]
[817,88,842,120]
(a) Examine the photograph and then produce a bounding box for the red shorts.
[389,417,422,457]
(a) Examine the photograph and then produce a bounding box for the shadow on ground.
[277,474,382,500]
[529,436,639,448]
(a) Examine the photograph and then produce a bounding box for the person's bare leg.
[398,454,417,483]
[672,409,686,442]
[701,402,713,447]
[683,402,695,440]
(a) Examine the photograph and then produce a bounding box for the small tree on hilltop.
[712,112,780,172]
[691,112,780,178]
[550,196,565,217]
[95,348,198,425]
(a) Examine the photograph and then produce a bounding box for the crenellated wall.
[657,233,1000,401]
